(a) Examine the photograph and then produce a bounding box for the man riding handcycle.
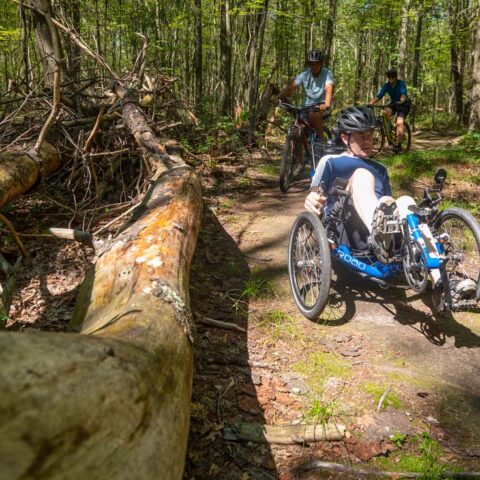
[288,105,480,318]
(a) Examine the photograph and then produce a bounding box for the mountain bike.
[371,104,412,155]
[278,101,335,193]
[288,168,480,319]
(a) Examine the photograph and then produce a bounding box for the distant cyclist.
[275,49,334,138]
[368,68,410,153]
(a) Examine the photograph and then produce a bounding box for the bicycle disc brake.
[402,240,429,293]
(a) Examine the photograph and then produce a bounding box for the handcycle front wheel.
[288,211,331,319]
[434,207,480,287]
[279,132,301,193]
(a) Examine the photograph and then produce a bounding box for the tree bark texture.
[324,0,337,67]
[219,0,232,116]
[397,0,410,80]
[469,16,480,131]
[31,0,66,87]
[0,142,60,209]
[194,0,203,111]
[0,165,203,480]
[112,84,181,177]
[448,0,467,125]
[410,4,424,131]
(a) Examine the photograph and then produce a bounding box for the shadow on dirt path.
[186,209,277,479]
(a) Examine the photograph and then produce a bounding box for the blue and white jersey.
[311,154,391,212]
[294,67,334,106]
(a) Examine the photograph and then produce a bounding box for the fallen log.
[0,165,203,479]
[0,142,60,209]
[223,422,346,444]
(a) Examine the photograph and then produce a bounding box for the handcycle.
[371,104,412,155]
[278,101,337,193]
[288,168,480,319]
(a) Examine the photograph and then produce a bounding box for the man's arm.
[397,80,407,103]
[368,83,387,105]
[274,79,298,103]
[305,159,332,215]
[320,82,334,111]
[305,189,327,215]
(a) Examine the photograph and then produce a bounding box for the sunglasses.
[387,74,397,78]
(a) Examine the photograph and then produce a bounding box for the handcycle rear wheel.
[434,207,480,287]
[279,132,301,192]
[288,212,331,319]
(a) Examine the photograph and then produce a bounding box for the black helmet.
[386,68,398,77]
[336,106,379,133]
[307,49,324,62]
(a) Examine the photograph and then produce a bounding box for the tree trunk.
[469,16,480,131]
[0,85,203,479]
[324,0,337,67]
[219,0,232,116]
[411,3,424,131]
[397,0,410,79]
[194,0,203,112]
[448,0,465,125]
[353,32,364,103]
[31,0,66,87]
[20,3,33,92]
[63,0,81,84]
[0,142,60,209]
[246,0,269,141]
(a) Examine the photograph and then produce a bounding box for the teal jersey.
[294,67,334,106]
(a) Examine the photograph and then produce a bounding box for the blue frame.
[331,212,443,280]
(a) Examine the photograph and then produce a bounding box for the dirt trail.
[186,132,480,479]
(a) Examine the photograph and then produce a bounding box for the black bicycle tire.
[434,207,480,285]
[288,211,331,319]
[279,133,299,192]
[403,122,412,152]
[394,122,412,153]
[372,125,385,155]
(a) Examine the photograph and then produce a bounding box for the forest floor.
[185,130,480,479]
[3,129,479,479]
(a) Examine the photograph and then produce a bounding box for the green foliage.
[390,432,407,448]
[303,396,337,426]
[241,275,274,300]
[0,27,21,41]
[386,146,479,192]
[362,382,403,409]
[374,431,462,477]
[293,352,350,393]
[256,309,303,340]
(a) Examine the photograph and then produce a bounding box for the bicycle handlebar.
[277,101,320,113]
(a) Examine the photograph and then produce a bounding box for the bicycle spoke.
[293,223,325,307]
[438,216,480,281]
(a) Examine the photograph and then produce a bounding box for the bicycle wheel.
[288,211,331,319]
[395,122,411,153]
[434,207,480,286]
[279,132,301,193]
[372,125,385,155]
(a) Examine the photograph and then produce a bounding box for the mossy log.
[0,165,203,479]
[0,142,60,209]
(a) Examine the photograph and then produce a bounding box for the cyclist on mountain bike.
[275,49,334,138]
[368,68,410,153]
[304,105,477,308]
